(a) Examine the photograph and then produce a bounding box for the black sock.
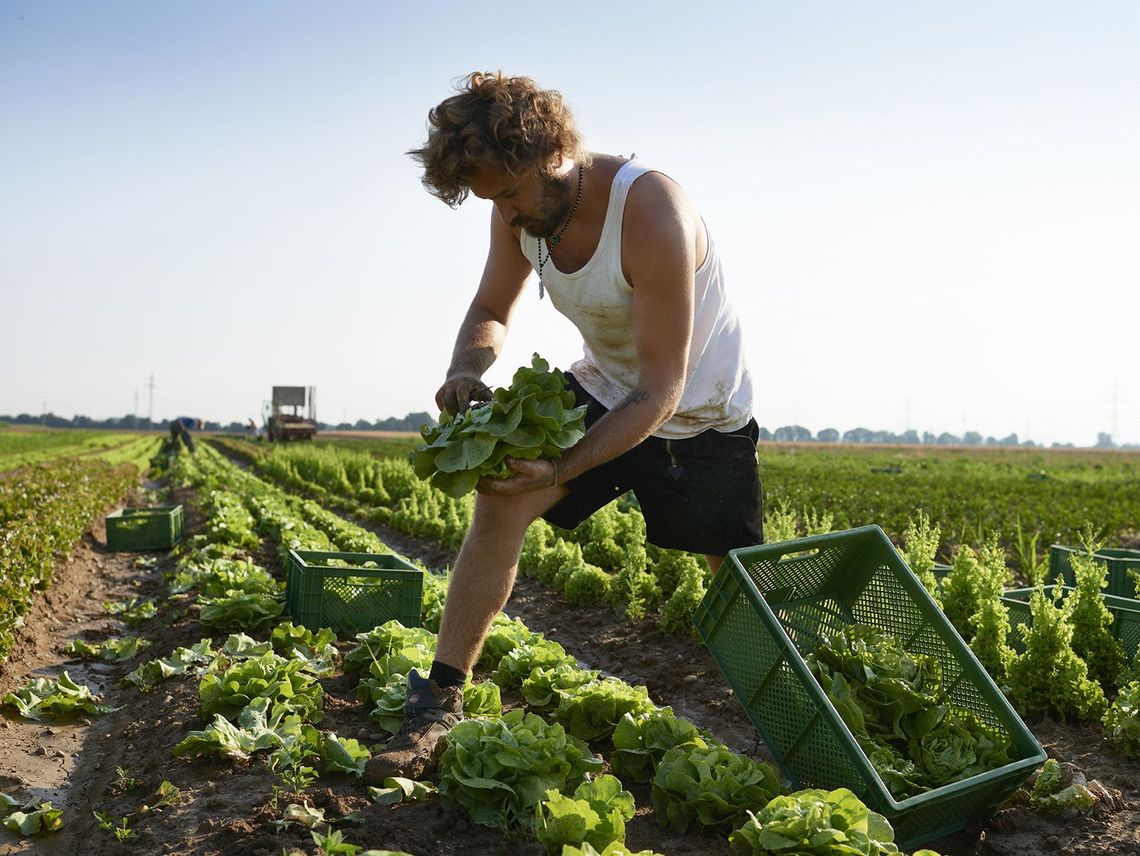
[428,660,468,688]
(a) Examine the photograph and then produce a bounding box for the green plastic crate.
[1049,545,1140,599]
[695,525,1045,849]
[286,549,423,634]
[1002,584,1140,660]
[105,505,183,551]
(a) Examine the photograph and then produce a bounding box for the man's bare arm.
[557,174,695,479]
[436,209,534,414]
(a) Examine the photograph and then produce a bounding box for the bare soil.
[1,479,1138,856]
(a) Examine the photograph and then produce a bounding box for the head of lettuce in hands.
[412,355,587,497]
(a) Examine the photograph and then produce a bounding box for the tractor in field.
[264,386,318,442]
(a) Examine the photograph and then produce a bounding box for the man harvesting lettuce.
[365,71,762,783]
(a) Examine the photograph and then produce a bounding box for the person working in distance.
[364,71,762,784]
[168,416,201,454]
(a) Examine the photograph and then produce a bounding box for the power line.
[147,374,155,425]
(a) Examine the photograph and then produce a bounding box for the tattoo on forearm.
[614,389,650,412]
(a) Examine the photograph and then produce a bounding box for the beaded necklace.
[536,163,585,300]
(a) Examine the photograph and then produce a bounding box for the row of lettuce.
[902,514,1140,760]
[0,436,161,662]
[218,438,1140,756]
[0,430,147,471]
[219,437,735,632]
[220,437,1140,806]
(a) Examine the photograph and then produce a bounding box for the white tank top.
[520,160,753,440]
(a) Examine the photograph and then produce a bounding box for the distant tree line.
[3,412,1135,449]
[316,412,435,432]
[761,424,1036,446]
[0,413,248,433]
[757,425,1138,450]
[0,411,437,435]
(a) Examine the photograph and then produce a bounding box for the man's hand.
[435,373,493,415]
[476,457,559,497]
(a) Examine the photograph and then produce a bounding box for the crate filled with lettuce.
[411,354,586,497]
[695,525,1045,849]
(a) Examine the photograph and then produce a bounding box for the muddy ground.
[1,475,1138,856]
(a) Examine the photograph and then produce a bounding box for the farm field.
[314,433,1140,563]
[0,433,1138,856]
[0,426,148,471]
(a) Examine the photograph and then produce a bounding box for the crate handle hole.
[778,548,821,563]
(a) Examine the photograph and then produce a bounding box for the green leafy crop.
[1102,680,1140,758]
[651,744,783,832]
[411,354,587,497]
[610,708,708,784]
[342,619,437,675]
[1028,758,1097,814]
[198,652,324,722]
[65,635,152,663]
[901,510,942,607]
[522,663,600,711]
[807,625,1013,797]
[535,774,636,855]
[1066,549,1127,689]
[553,678,657,743]
[491,638,578,690]
[1006,588,1107,721]
[727,787,916,855]
[2,672,116,720]
[437,709,603,832]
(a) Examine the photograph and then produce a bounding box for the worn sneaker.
[362,668,463,784]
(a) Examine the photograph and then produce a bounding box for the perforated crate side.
[105,505,183,551]
[696,552,870,796]
[286,549,423,634]
[699,526,1046,850]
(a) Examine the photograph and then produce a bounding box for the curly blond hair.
[409,71,591,207]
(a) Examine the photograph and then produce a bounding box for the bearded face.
[466,161,578,237]
[507,168,575,237]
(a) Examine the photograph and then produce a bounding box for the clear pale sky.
[2,1,1137,446]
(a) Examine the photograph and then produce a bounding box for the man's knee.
[472,495,538,532]
[470,491,557,537]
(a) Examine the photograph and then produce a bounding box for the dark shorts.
[542,375,764,555]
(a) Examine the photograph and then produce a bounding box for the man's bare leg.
[435,484,567,672]
[363,483,566,784]
[706,554,724,575]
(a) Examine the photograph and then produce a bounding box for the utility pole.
[133,391,139,431]
[147,374,155,427]
[42,401,47,427]
[1112,380,1120,443]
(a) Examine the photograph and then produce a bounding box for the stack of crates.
[106,505,183,551]
[286,549,423,635]
[694,525,1045,849]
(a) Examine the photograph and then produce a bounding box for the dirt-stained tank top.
[520,160,753,440]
